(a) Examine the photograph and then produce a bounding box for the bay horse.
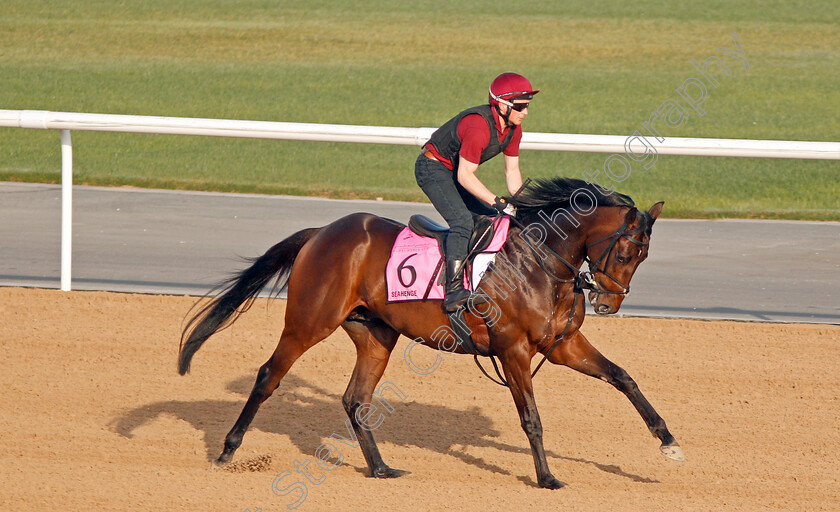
[178,178,683,489]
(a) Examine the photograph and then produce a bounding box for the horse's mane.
[508,177,635,225]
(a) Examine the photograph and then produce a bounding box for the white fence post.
[60,129,72,291]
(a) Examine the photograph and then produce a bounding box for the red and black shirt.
[424,104,522,171]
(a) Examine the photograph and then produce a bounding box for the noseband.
[584,220,649,296]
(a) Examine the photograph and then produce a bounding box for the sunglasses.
[509,102,530,112]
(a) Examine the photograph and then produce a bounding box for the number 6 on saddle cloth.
[385,214,510,303]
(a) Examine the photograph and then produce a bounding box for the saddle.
[407,214,497,264]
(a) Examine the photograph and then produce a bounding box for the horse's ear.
[648,201,665,221]
[624,207,637,223]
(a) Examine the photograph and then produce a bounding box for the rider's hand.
[493,196,516,217]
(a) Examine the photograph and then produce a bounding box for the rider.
[415,72,538,312]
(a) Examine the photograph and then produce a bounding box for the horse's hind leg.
[340,316,405,478]
[216,320,339,464]
[556,331,684,461]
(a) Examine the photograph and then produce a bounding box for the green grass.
[1,1,838,219]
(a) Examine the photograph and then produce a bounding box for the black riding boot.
[443,258,471,312]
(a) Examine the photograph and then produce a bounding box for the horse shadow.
[109,373,657,485]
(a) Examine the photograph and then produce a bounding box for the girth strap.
[449,308,509,386]
[447,309,485,356]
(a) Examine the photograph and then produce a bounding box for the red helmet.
[489,72,539,105]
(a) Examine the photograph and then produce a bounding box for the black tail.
[178,228,320,375]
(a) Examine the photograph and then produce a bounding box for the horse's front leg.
[498,346,566,489]
[556,331,684,461]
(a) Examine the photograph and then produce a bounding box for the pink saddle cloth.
[385,216,510,302]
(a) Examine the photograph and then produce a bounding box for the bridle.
[583,217,650,297]
[508,209,650,295]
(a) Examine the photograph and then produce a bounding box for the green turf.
[1,1,838,219]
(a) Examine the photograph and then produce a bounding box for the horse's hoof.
[371,466,410,478]
[539,475,567,489]
[660,442,685,461]
[213,452,233,466]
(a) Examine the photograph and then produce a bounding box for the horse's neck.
[510,206,622,271]
[539,210,591,266]
[505,214,587,277]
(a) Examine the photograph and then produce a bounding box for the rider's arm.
[456,156,497,206]
[456,115,498,206]
[502,126,524,196]
[503,155,523,197]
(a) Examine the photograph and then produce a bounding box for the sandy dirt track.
[1,287,838,511]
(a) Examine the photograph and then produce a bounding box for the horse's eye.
[616,254,630,264]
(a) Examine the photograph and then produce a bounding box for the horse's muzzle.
[589,291,613,315]
[595,304,612,315]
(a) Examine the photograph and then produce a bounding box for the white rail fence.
[1,109,839,291]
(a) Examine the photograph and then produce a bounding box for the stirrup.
[443,289,471,312]
[465,291,489,310]
[445,289,490,313]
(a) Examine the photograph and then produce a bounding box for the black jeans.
[414,153,496,261]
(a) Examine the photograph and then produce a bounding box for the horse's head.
[584,202,664,315]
